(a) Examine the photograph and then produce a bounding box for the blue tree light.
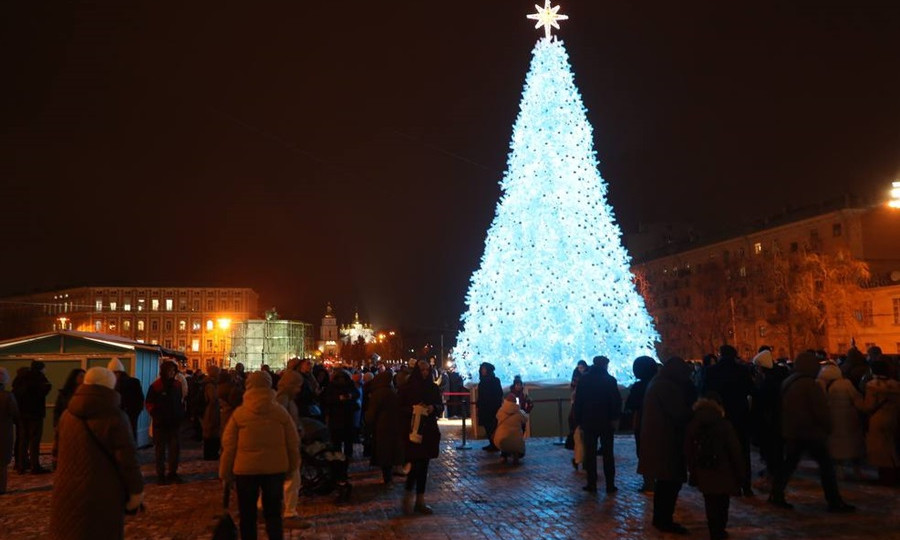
[454,36,659,385]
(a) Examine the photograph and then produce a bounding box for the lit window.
[123,320,131,331]
[753,242,762,255]
[759,325,767,337]
[151,339,158,345]
[151,299,159,311]
[137,320,145,331]
[95,320,102,331]
[136,339,144,344]
[739,266,747,277]
[191,339,200,352]
[108,321,117,331]
[206,320,214,331]
[137,299,145,311]
[192,320,201,332]
[95,299,103,312]
[110,302,117,311]
[165,299,173,311]
[124,302,131,311]
[178,339,186,350]
[179,320,187,331]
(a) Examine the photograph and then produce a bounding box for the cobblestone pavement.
[2,423,898,539]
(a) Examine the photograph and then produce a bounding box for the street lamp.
[889,181,900,209]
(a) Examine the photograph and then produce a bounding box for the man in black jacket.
[145,361,185,484]
[476,362,503,451]
[574,355,622,493]
[14,360,52,474]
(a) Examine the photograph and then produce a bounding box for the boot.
[402,490,414,515]
[414,494,433,515]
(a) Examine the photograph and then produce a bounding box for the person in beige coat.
[220,371,299,540]
[863,361,900,485]
[493,394,528,464]
[817,363,865,478]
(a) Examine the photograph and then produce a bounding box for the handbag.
[212,484,238,540]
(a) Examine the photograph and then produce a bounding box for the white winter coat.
[493,399,527,456]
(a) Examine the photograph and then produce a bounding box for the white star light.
[527,1,569,39]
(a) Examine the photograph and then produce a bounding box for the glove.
[125,492,144,515]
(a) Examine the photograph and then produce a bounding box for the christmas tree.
[454,4,658,384]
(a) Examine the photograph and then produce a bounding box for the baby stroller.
[298,418,351,502]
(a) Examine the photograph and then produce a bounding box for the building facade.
[631,205,900,360]
[0,286,258,370]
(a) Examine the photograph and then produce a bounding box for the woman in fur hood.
[494,393,528,464]
[684,393,745,540]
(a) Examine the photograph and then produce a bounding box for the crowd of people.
[619,345,899,539]
[0,344,897,540]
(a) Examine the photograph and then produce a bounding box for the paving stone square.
[1,422,898,539]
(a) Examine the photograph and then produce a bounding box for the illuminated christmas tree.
[454,3,658,384]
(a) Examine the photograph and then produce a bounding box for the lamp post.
[217,317,231,367]
[889,181,900,209]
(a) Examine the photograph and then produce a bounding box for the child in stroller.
[298,417,351,502]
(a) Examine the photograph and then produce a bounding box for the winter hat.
[107,359,126,372]
[818,363,842,383]
[0,367,9,387]
[793,351,820,377]
[84,367,117,390]
[246,370,272,390]
[277,369,302,393]
[752,350,774,370]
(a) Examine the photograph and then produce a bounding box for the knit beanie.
[84,367,117,390]
[752,350,774,370]
[246,370,272,390]
[107,359,126,372]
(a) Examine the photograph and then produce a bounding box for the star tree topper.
[527,1,569,39]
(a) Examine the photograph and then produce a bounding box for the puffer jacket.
[220,386,300,477]
[49,385,143,540]
[493,399,527,456]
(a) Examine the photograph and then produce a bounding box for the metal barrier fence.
[442,392,570,446]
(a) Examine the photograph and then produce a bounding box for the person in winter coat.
[108,359,145,442]
[685,394,746,540]
[701,345,755,496]
[49,367,143,540]
[508,375,533,415]
[817,363,865,478]
[841,347,870,392]
[749,348,788,485]
[573,355,622,494]
[14,360,52,474]
[274,369,305,520]
[494,393,528,464]
[399,360,444,515]
[365,370,404,484]
[625,356,658,492]
[0,367,20,494]
[863,360,900,485]
[220,371,300,540]
[476,362,503,452]
[322,369,361,459]
[295,359,322,419]
[200,365,222,460]
[54,368,85,428]
[145,360,185,484]
[768,352,855,512]
[638,356,697,535]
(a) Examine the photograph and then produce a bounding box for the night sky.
[2,1,899,338]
